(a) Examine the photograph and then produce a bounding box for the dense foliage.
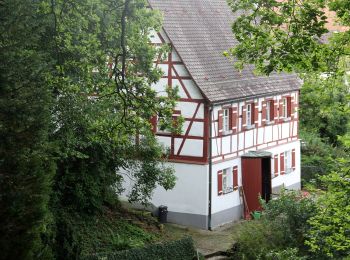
[84,237,197,260]
[227,0,350,75]
[231,192,316,259]
[0,1,56,259]
[1,0,179,259]
[306,160,350,258]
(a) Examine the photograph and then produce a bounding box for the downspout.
[208,105,213,231]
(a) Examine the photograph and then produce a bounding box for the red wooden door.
[242,158,262,213]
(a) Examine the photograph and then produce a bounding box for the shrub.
[231,191,317,259]
[84,237,197,260]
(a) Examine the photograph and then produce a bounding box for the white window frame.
[222,168,234,194]
[223,108,230,132]
[282,98,288,118]
[284,150,292,173]
[246,104,252,126]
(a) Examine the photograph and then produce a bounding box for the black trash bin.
[158,205,168,223]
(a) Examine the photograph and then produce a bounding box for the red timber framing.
[152,31,299,165]
[211,93,299,164]
[152,32,209,164]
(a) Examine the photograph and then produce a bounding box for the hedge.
[84,237,197,260]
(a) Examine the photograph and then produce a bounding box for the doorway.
[241,152,272,214]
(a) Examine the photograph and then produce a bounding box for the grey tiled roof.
[148,0,301,103]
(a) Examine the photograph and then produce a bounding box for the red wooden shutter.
[274,154,279,176]
[218,170,223,196]
[150,116,157,133]
[242,105,246,131]
[218,110,223,136]
[254,102,259,127]
[280,153,285,175]
[274,100,278,123]
[270,101,274,122]
[229,107,233,130]
[279,99,284,123]
[262,101,267,126]
[290,97,295,120]
[231,107,238,134]
[287,97,292,118]
[233,166,238,188]
[292,149,296,170]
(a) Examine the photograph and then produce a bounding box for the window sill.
[265,121,274,126]
[222,130,233,136]
[282,117,292,122]
[245,125,255,130]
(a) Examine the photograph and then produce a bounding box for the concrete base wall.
[272,182,301,194]
[211,204,243,229]
[167,211,208,229]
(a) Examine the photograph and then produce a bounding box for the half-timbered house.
[123,0,302,229]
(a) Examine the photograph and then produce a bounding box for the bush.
[265,248,307,260]
[84,237,197,260]
[231,191,317,259]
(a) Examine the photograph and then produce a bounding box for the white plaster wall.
[175,139,204,157]
[151,163,209,215]
[183,80,203,99]
[268,140,301,189]
[222,136,231,155]
[189,122,204,137]
[211,157,242,214]
[176,102,199,118]
[157,136,171,149]
[173,65,190,77]
[121,163,209,216]
[210,140,301,215]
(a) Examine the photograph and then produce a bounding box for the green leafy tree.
[227,0,349,74]
[0,1,56,259]
[227,0,350,258]
[305,159,350,258]
[1,0,178,258]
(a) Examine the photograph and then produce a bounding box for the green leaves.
[227,0,349,74]
[305,159,350,258]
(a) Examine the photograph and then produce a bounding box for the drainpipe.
[208,105,213,231]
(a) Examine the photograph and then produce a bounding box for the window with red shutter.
[218,170,223,196]
[287,97,292,118]
[262,101,267,126]
[274,154,279,177]
[218,110,223,136]
[280,153,285,175]
[231,107,238,133]
[274,100,279,123]
[292,149,296,170]
[233,166,238,189]
[242,105,246,130]
[254,102,259,127]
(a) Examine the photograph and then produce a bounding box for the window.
[284,150,292,173]
[281,97,291,118]
[246,104,253,126]
[282,98,288,118]
[223,109,230,132]
[266,100,274,122]
[218,167,236,195]
[222,168,234,194]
